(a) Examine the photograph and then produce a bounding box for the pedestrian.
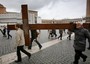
[15,24,31,63]
[67,29,72,40]
[28,30,42,50]
[7,28,12,39]
[58,29,63,40]
[48,30,53,38]
[71,22,90,64]
[52,29,57,38]
[3,26,7,37]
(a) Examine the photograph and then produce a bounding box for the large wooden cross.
[7,5,90,46]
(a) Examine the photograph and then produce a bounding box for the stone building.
[0,4,40,25]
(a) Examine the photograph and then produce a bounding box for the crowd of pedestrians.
[0,26,12,39]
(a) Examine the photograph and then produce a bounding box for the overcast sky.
[0,0,86,19]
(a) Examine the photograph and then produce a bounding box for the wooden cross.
[7,5,90,46]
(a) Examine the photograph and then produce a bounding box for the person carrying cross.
[71,22,90,64]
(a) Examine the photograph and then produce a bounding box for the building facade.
[0,4,40,25]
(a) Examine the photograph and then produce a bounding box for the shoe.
[39,46,42,49]
[87,47,90,50]
[15,60,21,63]
[28,53,31,59]
[28,47,31,50]
[83,56,87,62]
[60,38,62,40]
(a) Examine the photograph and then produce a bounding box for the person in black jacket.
[67,29,72,40]
[28,30,42,50]
[58,29,63,40]
[3,26,7,37]
[7,28,12,39]
[72,22,90,64]
[52,29,57,38]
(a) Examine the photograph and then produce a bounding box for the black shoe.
[15,60,22,63]
[28,53,31,59]
[28,47,31,50]
[87,47,90,50]
[39,46,42,49]
[83,56,87,62]
[60,38,62,40]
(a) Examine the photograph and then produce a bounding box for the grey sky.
[0,0,86,19]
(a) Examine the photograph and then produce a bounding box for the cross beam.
[7,23,90,30]
[7,5,90,46]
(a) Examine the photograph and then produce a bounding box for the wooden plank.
[7,23,90,30]
[29,23,75,29]
[21,5,30,46]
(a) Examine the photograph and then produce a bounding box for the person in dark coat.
[67,29,72,40]
[48,30,52,38]
[72,22,90,64]
[7,28,12,39]
[58,29,63,40]
[28,30,42,50]
[3,26,7,37]
[52,29,57,38]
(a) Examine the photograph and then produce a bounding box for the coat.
[16,28,25,46]
[73,28,90,51]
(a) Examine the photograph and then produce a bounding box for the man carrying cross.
[72,22,90,64]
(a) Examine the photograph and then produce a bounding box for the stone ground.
[0,30,90,64]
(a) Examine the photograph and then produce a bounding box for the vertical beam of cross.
[21,5,30,46]
[86,0,90,17]
[86,0,90,22]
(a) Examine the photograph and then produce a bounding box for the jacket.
[73,28,90,51]
[16,28,25,46]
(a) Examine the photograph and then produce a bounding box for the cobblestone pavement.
[0,30,90,64]
[0,30,64,56]
[10,39,90,64]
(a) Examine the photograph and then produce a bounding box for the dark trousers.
[52,32,57,37]
[7,33,12,39]
[58,33,62,40]
[74,49,87,64]
[3,31,6,37]
[29,38,42,49]
[49,33,53,37]
[17,45,30,61]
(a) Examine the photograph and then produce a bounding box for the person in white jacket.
[15,24,31,63]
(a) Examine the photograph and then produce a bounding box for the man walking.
[58,29,63,40]
[7,28,12,39]
[15,24,31,63]
[72,22,90,64]
[28,30,42,50]
[3,26,7,37]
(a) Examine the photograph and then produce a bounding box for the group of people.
[48,29,72,40]
[0,26,12,39]
[8,22,90,64]
[48,29,57,38]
